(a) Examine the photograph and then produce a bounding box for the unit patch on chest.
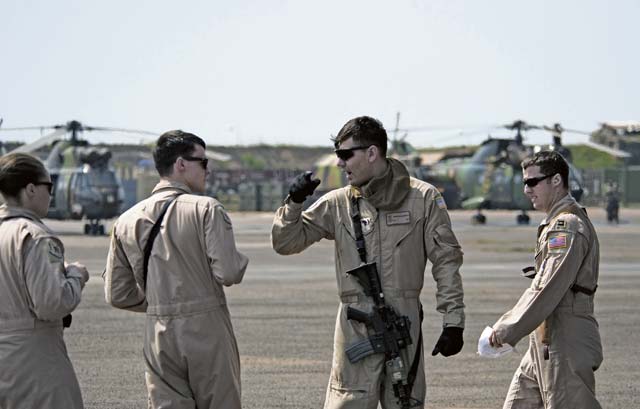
[360,217,373,234]
[386,211,411,226]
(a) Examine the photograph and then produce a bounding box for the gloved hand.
[431,327,464,357]
[289,171,321,203]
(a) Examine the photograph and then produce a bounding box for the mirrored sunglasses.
[182,156,209,169]
[34,181,54,194]
[334,146,370,161]
[523,174,552,188]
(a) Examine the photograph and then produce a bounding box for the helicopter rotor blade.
[8,128,68,154]
[83,126,159,136]
[0,125,58,132]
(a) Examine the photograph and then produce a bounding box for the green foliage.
[240,153,267,170]
[568,145,621,169]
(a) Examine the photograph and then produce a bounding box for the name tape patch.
[386,211,411,225]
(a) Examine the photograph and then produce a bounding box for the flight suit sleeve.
[104,225,147,312]
[493,218,588,346]
[424,191,465,328]
[271,195,335,255]
[23,235,83,321]
[205,205,248,286]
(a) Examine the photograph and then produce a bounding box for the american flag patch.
[548,234,567,250]
[435,195,447,209]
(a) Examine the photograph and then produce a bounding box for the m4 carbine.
[345,262,416,408]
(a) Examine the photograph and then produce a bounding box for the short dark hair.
[0,153,49,198]
[331,116,388,156]
[153,130,206,176]
[521,150,569,188]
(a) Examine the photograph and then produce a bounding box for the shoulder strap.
[143,194,182,290]
[0,214,36,223]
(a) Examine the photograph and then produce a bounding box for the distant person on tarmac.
[272,116,465,409]
[489,150,603,409]
[104,130,248,409]
[604,181,620,224]
[0,152,90,409]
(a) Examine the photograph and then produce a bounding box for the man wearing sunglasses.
[489,150,603,409]
[272,116,465,408]
[104,130,248,409]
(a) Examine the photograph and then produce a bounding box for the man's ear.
[174,157,185,173]
[552,173,562,187]
[367,145,380,163]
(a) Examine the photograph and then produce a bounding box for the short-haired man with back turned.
[272,116,465,409]
[489,150,603,409]
[104,130,248,409]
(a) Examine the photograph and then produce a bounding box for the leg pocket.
[324,381,377,409]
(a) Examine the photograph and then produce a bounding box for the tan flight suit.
[493,194,603,409]
[272,159,465,409]
[104,180,248,409]
[0,205,86,409]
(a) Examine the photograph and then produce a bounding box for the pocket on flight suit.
[328,304,382,402]
[336,221,376,296]
[392,217,425,290]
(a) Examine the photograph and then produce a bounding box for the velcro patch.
[386,212,410,225]
[548,234,567,250]
[435,195,447,209]
[47,240,63,263]
[555,219,567,229]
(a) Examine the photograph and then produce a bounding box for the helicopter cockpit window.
[71,173,89,190]
[88,171,118,187]
[471,141,500,164]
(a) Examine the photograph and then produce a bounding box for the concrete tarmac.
[51,207,640,408]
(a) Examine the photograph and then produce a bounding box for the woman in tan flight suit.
[0,152,90,409]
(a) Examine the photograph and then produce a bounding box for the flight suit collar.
[540,193,576,227]
[151,179,193,195]
[356,158,410,210]
[0,204,42,223]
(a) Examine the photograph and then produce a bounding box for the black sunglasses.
[523,174,552,188]
[182,156,209,169]
[334,146,371,161]
[34,181,54,194]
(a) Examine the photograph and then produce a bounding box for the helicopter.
[0,120,157,235]
[420,120,585,225]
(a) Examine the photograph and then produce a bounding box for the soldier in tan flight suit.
[104,130,248,409]
[490,150,603,409]
[0,153,90,409]
[272,116,465,409]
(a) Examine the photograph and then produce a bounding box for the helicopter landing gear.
[84,220,106,236]
[516,211,530,225]
[471,210,487,225]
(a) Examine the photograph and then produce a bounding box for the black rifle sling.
[350,195,368,263]
[143,194,182,290]
[1,214,73,328]
[407,304,424,389]
[350,196,423,399]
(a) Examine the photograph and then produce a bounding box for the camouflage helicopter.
[0,120,157,235]
[420,120,585,225]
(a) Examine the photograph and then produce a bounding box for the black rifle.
[345,262,416,408]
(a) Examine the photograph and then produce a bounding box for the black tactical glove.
[289,171,321,203]
[431,327,464,357]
